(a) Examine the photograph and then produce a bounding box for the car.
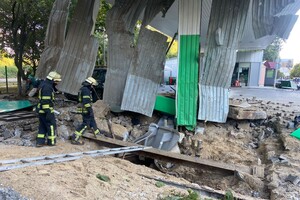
[64,67,107,102]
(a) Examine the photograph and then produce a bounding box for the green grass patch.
[0,66,18,78]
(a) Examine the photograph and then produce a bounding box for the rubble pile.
[1,95,300,199]
[0,118,38,147]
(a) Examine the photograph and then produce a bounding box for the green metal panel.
[177,35,200,127]
[0,100,33,113]
[154,95,176,115]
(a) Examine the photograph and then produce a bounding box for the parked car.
[64,67,107,102]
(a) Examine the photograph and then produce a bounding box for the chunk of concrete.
[252,165,265,178]
[228,106,267,120]
[285,174,300,185]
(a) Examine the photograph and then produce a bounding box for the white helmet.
[47,71,61,82]
[85,77,98,86]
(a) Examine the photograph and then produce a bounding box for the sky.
[279,10,300,64]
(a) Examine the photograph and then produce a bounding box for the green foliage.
[290,63,300,78]
[277,70,285,79]
[94,0,111,66]
[224,190,236,200]
[166,36,178,59]
[155,181,166,188]
[96,174,111,182]
[0,0,55,84]
[263,37,283,61]
[159,189,199,200]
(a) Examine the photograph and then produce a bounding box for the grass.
[0,65,18,78]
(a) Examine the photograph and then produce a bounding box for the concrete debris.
[58,125,71,140]
[270,157,280,164]
[287,121,296,129]
[111,123,128,140]
[285,175,300,185]
[236,171,264,191]
[248,142,258,149]
[93,100,110,119]
[252,165,264,178]
[3,129,14,140]
[278,155,289,164]
[0,186,28,200]
[228,106,267,120]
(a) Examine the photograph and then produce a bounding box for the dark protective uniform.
[73,82,100,142]
[36,79,57,146]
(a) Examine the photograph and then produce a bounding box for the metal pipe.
[5,66,8,93]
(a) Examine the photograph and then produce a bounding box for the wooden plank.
[84,134,252,175]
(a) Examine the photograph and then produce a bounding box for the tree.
[290,63,300,78]
[277,70,285,79]
[94,0,111,66]
[263,37,283,61]
[0,0,54,95]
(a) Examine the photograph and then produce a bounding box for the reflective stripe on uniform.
[94,129,100,135]
[84,103,91,108]
[48,125,56,145]
[41,104,50,109]
[75,125,87,136]
[83,95,90,99]
[41,96,51,100]
[37,134,45,138]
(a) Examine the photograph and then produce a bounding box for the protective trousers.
[37,110,57,146]
[74,109,100,140]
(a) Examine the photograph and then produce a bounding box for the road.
[229,87,300,105]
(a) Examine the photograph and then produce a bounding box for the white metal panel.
[121,75,159,116]
[236,50,264,62]
[178,0,201,35]
[198,85,229,123]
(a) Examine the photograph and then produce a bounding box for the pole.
[5,66,8,93]
[274,59,279,88]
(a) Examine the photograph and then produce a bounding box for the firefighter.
[71,76,103,145]
[36,71,62,147]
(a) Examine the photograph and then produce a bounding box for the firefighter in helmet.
[71,76,103,145]
[36,71,62,147]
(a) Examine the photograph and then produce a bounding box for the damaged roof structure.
[36,0,300,128]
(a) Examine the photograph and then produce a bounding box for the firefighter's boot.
[71,132,84,145]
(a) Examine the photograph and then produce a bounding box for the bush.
[0,66,18,78]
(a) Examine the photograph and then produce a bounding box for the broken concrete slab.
[252,165,265,179]
[228,106,267,120]
[285,174,300,185]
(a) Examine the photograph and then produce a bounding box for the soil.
[0,93,300,200]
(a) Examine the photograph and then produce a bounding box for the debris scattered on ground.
[1,94,300,199]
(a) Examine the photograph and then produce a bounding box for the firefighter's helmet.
[85,77,98,86]
[47,71,61,82]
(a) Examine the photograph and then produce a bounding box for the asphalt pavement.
[229,87,300,105]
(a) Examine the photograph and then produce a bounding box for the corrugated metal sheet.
[121,27,168,116]
[103,1,147,111]
[178,0,201,35]
[177,0,201,127]
[36,0,70,79]
[236,50,264,62]
[198,0,250,123]
[252,0,297,39]
[56,0,100,95]
[198,85,229,123]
